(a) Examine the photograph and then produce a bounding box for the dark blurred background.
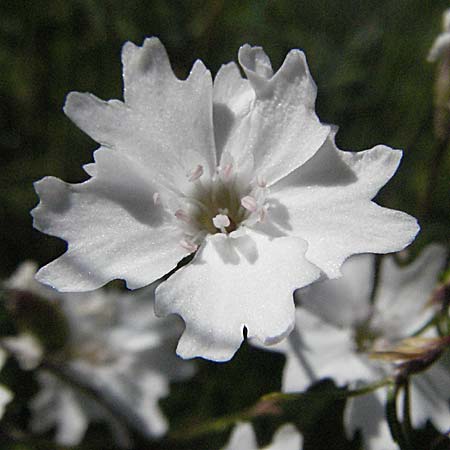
[0,1,449,449]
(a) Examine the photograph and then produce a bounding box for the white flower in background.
[222,422,302,450]
[32,37,418,361]
[261,244,448,450]
[5,262,194,446]
[0,349,13,419]
[427,8,450,62]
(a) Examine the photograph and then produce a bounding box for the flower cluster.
[3,262,194,446]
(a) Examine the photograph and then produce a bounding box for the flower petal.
[222,422,258,450]
[344,391,396,450]
[64,37,216,193]
[268,424,303,450]
[30,372,89,446]
[234,45,330,186]
[32,149,189,291]
[269,135,419,277]
[213,62,254,168]
[407,350,450,432]
[297,254,375,328]
[372,244,448,338]
[0,385,12,420]
[427,31,450,62]
[155,230,320,361]
[273,309,377,392]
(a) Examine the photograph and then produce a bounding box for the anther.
[220,163,233,182]
[257,175,267,188]
[175,209,191,223]
[241,196,258,213]
[212,214,231,233]
[187,165,204,182]
[259,205,268,222]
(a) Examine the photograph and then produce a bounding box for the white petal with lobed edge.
[32,149,189,291]
[213,62,255,175]
[235,45,330,186]
[371,243,448,339]
[155,230,320,361]
[269,135,419,278]
[65,38,216,194]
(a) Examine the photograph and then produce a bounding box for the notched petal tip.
[238,44,275,95]
[214,61,241,82]
[238,44,274,79]
[32,177,71,224]
[122,36,173,80]
[175,328,243,362]
[257,318,295,347]
[187,59,211,84]
[34,267,59,291]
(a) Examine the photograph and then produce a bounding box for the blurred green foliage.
[0,1,449,449]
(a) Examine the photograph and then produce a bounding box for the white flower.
[6,262,194,446]
[428,8,450,62]
[222,422,302,450]
[32,38,419,361]
[262,244,448,450]
[0,349,13,419]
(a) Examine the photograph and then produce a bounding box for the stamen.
[259,205,268,222]
[220,163,233,182]
[175,209,191,223]
[212,214,231,233]
[180,240,199,253]
[187,165,204,182]
[257,175,267,188]
[152,192,161,205]
[241,195,257,213]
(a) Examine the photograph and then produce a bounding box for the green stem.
[386,381,415,450]
[402,379,414,448]
[170,377,394,440]
[386,382,407,448]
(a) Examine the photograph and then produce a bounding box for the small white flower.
[427,8,450,62]
[262,244,448,450]
[222,422,302,450]
[32,38,418,361]
[6,262,194,446]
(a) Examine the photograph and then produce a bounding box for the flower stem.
[170,377,394,440]
[402,379,414,448]
[386,380,414,450]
